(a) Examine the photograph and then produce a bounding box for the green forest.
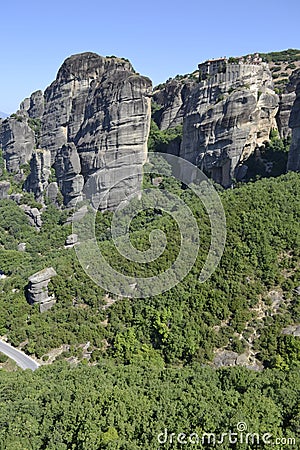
[0,158,299,447]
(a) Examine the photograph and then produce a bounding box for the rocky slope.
[0,52,152,208]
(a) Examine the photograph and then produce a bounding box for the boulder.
[65,233,78,247]
[27,267,57,312]
[17,242,26,252]
[0,181,10,199]
[20,205,42,228]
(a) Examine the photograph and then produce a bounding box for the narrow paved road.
[0,340,39,371]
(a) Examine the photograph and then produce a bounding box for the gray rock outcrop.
[282,324,300,337]
[0,181,10,199]
[27,267,57,312]
[74,69,151,210]
[65,233,78,247]
[1,52,152,209]
[179,62,279,186]
[54,143,84,207]
[152,78,197,130]
[213,350,262,371]
[276,92,296,139]
[20,205,42,228]
[276,69,300,139]
[20,90,44,119]
[287,74,300,171]
[0,116,35,172]
[25,149,51,201]
[40,53,152,208]
[17,242,26,252]
[45,182,59,204]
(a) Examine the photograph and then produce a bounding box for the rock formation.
[179,62,279,186]
[287,72,300,171]
[276,69,300,139]
[0,181,10,199]
[65,233,78,248]
[41,53,151,208]
[20,204,42,228]
[45,182,59,204]
[27,267,57,312]
[24,149,51,202]
[20,90,44,119]
[0,52,152,209]
[1,51,300,196]
[152,78,197,130]
[53,143,84,207]
[0,116,35,172]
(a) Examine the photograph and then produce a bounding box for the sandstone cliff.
[40,52,151,208]
[0,115,35,171]
[0,52,152,208]
[152,55,300,184]
[179,63,279,186]
[276,70,300,139]
[287,71,300,171]
[1,51,300,196]
[152,77,197,130]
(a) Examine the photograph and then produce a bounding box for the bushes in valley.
[1,172,299,368]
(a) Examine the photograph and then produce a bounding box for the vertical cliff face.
[178,63,279,186]
[54,143,84,207]
[0,116,35,171]
[276,92,296,139]
[152,78,197,130]
[40,53,122,158]
[0,52,152,208]
[287,73,300,171]
[276,70,300,140]
[24,149,52,202]
[75,71,151,210]
[44,53,151,207]
[20,90,45,119]
[39,53,151,207]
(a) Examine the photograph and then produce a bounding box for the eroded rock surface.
[287,71,300,171]
[0,116,35,172]
[1,52,152,209]
[152,78,197,130]
[0,181,10,199]
[179,62,279,186]
[27,267,57,312]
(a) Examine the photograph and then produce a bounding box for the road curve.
[0,340,40,371]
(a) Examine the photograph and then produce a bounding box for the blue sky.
[1,0,299,113]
